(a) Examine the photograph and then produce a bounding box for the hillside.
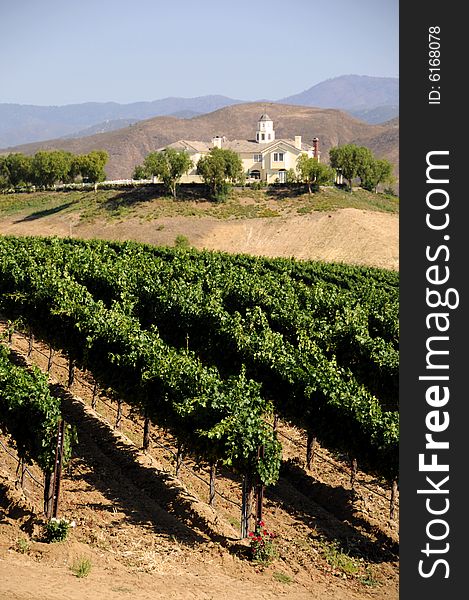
[3,103,399,181]
[0,187,399,270]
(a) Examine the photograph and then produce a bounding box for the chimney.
[294,135,302,150]
[312,137,319,160]
[212,135,222,148]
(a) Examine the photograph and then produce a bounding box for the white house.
[157,114,320,184]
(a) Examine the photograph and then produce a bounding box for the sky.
[0,0,398,106]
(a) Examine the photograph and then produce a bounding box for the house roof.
[258,113,272,122]
[159,137,314,155]
[225,138,313,154]
[159,140,211,153]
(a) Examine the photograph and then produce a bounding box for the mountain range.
[5,102,399,182]
[0,75,398,148]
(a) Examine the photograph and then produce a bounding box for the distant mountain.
[0,75,399,148]
[348,105,399,125]
[62,118,141,139]
[280,75,398,109]
[0,96,242,148]
[279,75,398,124]
[5,102,399,182]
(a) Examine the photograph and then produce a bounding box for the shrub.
[248,520,277,564]
[43,517,76,543]
[71,557,92,578]
[174,235,190,249]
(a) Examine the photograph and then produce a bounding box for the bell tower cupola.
[256,114,275,143]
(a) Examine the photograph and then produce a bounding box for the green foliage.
[71,557,92,578]
[132,164,148,180]
[0,150,108,189]
[273,572,292,584]
[43,517,75,543]
[0,343,65,473]
[0,235,399,483]
[141,148,192,198]
[77,150,108,184]
[285,168,298,184]
[16,537,30,554]
[296,155,334,192]
[0,153,33,188]
[31,150,71,188]
[329,144,373,191]
[174,234,190,249]
[197,147,243,199]
[361,158,394,193]
[318,539,359,575]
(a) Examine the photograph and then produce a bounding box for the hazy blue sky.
[0,0,398,106]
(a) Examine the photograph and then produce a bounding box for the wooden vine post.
[255,445,265,525]
[47,346,54,372]
[67,358,75,389]
[43,471,54,518]
[209,463,217,507]
[350,458,358,488]
[51,420,66,518]
[350,457,358,502]
[175,442,183,477]
[91,382,98,410]
[44,420,66,518]
[142,413,151,451]
[306,432,317,470]
[390,479,398,521]
[27,330,34,357]
[240,473,253,539]
[115,398,123,429]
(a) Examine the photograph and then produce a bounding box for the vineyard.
[0,233,400,597]
[0,233,398,515]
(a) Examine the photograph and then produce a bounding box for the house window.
[273,152,284,162]
[253,154,262,163]
[278,169,287,183]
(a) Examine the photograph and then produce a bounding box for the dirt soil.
[0,206,398,271]
[0,330,399,600]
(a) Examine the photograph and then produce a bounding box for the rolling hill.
[3,103,399,181]
[280,75,398,110]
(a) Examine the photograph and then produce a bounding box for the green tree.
[329,144,373,191]
[142,148,192,198]
[197,147,243,199]
[296,155,334,193]
[78,150,109,183]
[1,153,33,188]
[360,158,394,193]
[31,150,71,188]
[132,164,148,180]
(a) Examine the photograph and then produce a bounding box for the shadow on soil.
[269,459,398,564]
[14,201,76,223]
[53,384,238,548]
[100,184,211,213]
[6,346,398,564]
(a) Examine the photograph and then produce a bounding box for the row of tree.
[0,150,109,190]
[329,144,394,192]
[133,144,394,199]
